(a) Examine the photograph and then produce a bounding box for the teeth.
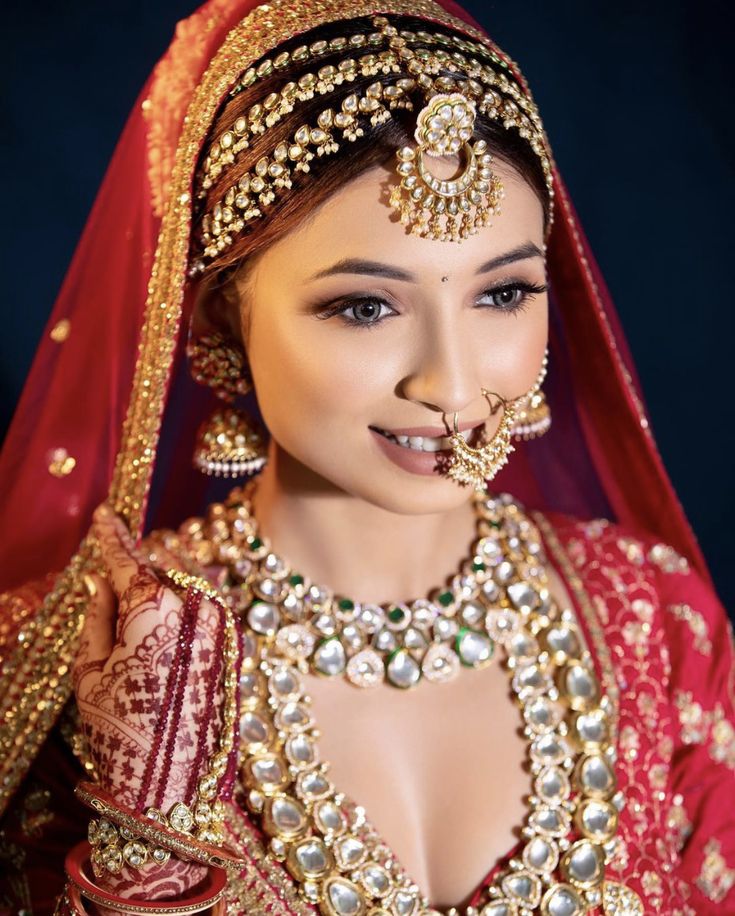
[376,427,478,452]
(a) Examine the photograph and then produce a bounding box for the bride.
[0,1,732,914]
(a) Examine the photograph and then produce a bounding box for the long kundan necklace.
[193,485,643,916]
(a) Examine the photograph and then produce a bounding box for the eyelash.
[315,281,548,330]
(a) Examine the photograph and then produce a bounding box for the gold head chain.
[192,14,553,266]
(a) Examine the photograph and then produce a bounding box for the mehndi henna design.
[71,508,235,902]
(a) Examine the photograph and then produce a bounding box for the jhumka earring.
[186,332,268,477]
[511,348,551,440]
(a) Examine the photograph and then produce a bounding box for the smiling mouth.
[370,424,483,453]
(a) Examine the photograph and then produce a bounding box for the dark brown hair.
[194,15,550,285]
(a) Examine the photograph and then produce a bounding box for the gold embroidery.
[48,447,76,478]
[144,0,234,217]
[616,536,645,566]
[224,799,315,915]
[666,603,712,656]
[674,690,735,770]
[19,786,54,838]
[618,724,640,762]
[641,870,664,908]
[581,519,609,540]
[696,838,735,903]
[666,793,692,853]
[0,544,93,817]
[49,318,71,342]
[537,518,696,907]
[648,543,690,576]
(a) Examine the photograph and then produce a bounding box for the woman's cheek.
[249,331,362,450]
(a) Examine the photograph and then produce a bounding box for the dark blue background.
[2,2,733,611]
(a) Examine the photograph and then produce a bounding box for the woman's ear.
[190,271,243,344]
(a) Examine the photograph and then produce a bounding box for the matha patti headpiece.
[192,14,553,268]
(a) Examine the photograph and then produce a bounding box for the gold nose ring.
[443,390,517,490]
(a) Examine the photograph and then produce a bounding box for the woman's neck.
[250,446,478,605]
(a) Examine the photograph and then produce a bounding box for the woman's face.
[237,158,548,515]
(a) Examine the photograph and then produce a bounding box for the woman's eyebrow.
[308,242,544,284]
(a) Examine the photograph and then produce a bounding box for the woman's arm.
[658,556,735,912]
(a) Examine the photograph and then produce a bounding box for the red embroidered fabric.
[2,516,733,914]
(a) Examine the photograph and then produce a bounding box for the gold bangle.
[77,783,245,873]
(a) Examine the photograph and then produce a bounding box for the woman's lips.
[369,423,484,477]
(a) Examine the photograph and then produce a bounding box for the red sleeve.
[657,556,735,912]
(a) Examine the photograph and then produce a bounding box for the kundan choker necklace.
[203,482,553,689]
[183,485,642,915]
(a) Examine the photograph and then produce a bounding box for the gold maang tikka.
[193,16,553,266]
[444,351,549,489]
[186,331,268,478]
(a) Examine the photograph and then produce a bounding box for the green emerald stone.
[438,591,454,607]
[250,537,263,550]
[472,561,486,572]
[388,606,405,623]
[289,574,304,586]
[338,598,355,611]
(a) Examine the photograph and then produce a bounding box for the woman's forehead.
[251,160,546,285]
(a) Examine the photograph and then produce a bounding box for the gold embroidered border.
[0,541,94,816]
[225,801,314,914]
[532,510,620,734]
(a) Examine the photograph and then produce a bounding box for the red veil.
[0,0,714,805]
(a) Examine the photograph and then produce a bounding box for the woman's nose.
[399,323,483,418]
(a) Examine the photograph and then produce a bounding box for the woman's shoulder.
[533,505,691,579]
[534,503,731,685]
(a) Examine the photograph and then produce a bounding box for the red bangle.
[65,841,227,915]
[64,881,227,916]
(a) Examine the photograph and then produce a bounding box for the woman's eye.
[478,282,547,313]
[340,299,395,326]
[491,288,523,308]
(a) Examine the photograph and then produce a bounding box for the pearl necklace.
[193,486,643,915]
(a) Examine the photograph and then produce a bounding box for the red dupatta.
[0,0,714,813]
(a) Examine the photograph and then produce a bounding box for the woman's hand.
[73,504,227,817]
